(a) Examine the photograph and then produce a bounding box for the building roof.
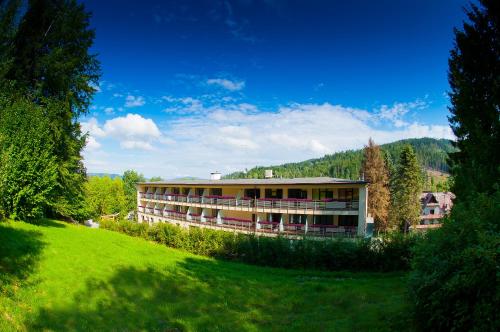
[138,177,367,186]
[420,192,456,211]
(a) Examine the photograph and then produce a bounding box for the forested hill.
[224,138,455,180]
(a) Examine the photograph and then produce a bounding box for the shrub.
[409,192,500,331]
[100,219,418,272]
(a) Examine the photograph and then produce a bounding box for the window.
[265,189,283,199]
[312,189,333,200]
[338,215,357,227]
[288,189,308,199]
[338,189,354,200]
[244,188,261,198]
[268,213,282,223]
[195,188,204,196]
[172,187,180,194]
[289,214,307,224]
[210,188,222,196]
[314,215,334,225]
[182,187,190,195]
[430,209,435,215]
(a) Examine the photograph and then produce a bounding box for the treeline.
[225,137,454,191]
[82,171,164,220]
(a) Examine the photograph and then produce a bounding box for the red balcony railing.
[140,193,358,212]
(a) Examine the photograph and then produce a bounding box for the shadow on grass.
[0,222,45,292]
[29,256,412,331]
[35,218,67,228]
[29,259,261,331]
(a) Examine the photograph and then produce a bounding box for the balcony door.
[288,189,307,199]
[265,189,283,199]
[244,188,260,199]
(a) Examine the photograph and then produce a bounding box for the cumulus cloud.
[376,100,428,127]
[82,99,454,178]
[81,114,165,152]
[206,78,245,91]
[85,136,101,151]
[125,95,145,107]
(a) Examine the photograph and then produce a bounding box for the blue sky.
[81,0,469,178]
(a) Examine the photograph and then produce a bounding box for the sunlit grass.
[0,220,412,331]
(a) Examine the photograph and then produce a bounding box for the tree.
[123,170,146,213]
[0,95,59,221]
[84,176,126,218]
[448,0,500,199]
[0,0,100,220]
[410,2,499,330]
[361,138,390,232]
[149,176,163,182]
[389,145,423,232]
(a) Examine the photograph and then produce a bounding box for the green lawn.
[0,220,412,331]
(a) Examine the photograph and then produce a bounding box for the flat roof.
[138,177,367,186]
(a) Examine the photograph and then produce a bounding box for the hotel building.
[137,174,369,237]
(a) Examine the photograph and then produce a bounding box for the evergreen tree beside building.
[389,145,423,232]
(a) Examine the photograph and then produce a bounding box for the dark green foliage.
[100,220,420,272]
[4,0,100,114]
[410,192,500,331]
[0,96,59,221]
[448,0,500,200]
[390,145,423,231]
[225,138,455,184]
[410,2,500,331]
[0,0,100,220]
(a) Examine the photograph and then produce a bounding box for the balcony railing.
[141,209,357,237]
[139,192,358,212]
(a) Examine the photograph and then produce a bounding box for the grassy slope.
[0,220,411,331]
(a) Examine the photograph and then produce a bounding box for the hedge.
[100,219,419,272]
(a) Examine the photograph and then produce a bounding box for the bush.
[409,192,500,332]
[99,219,418,272]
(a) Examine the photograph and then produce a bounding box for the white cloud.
[82,99,454,178]
[104,113,161,140]
[206,78,245,91]
[125,95,145,107]
[81,117,106,137]
[85,136,101,151]
[81,114,165,152]
[121,140,154,151]
[375,100,428,127]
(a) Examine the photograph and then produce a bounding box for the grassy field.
[0,220,412,331]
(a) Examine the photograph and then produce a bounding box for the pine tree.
[390,145,423,232]
[448,0,500,199]
[361,138,390,232]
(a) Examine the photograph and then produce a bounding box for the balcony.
[140,209,357,237]
[139,192,359,213]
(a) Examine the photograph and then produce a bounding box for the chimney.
[210,171,221,180]
[264,169,273,179]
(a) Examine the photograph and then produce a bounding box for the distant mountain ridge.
[224,138,456,180]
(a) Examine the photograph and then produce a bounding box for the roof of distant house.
[138,177,367,186]
[420,192,455,210]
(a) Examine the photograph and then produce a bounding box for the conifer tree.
[390,145,423,232]
[448,0,500,199]
[361,138,390,232]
